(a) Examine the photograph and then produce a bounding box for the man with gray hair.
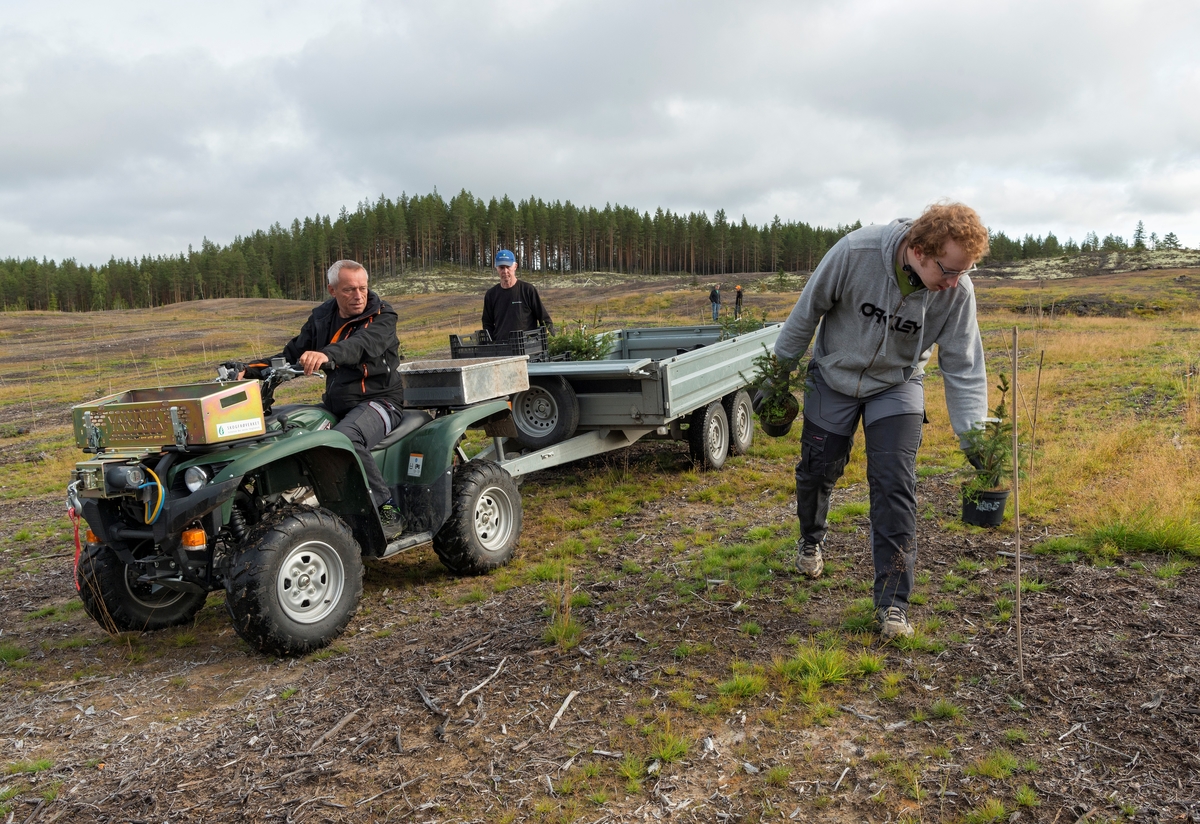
[243,260,406,516]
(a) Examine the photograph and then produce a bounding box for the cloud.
[1,0,1199,262]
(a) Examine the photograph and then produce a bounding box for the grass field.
[4,270,1199,549]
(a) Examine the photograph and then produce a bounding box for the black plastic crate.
[449,327,548,361]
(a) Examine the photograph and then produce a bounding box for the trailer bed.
[487,323,783,476]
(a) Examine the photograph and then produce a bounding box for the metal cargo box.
[72,381,265,450]
[396,357,529,407]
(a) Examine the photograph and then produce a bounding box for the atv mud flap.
[395,468,453,536]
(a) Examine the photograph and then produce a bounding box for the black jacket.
[482,280,553,342]
[254,291,405,417]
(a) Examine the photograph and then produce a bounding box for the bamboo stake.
[1029,350,1045,478]
[1012,327,1024,682]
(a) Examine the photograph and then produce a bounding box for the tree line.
[986,220,1184,262]
[0,191,1187,311]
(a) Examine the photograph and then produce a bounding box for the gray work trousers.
[331,400,402,508]
[795,367,925,610]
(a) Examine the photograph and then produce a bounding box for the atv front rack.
[72,381,266,451]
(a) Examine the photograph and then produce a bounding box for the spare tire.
[511,376,580,450]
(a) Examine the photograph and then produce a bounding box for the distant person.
[241,260,405,519]
[482,249,554,343]
[734,284,744,319]
[709,283,722,322]
[766,202,991,641]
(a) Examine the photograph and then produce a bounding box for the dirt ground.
[0,293,1198,823]
[3,454,1198,823]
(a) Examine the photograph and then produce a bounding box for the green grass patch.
[1014,784,1040,808]
[544,614,582,650]
[1040,518,1200,562]
[527,560,567,582]
[773,640,852,686]
[673,641,713,659]
[455,587,488,604]
[718,671,767,700]
[827,501,869,525]
[764,764,792,786]
[646,723,689,763]
[855,651,885,676]
[1154,558,1195,580]
[0,643,28,664]
[964,797,1007,824]
[4,759,53,776]
[929,698,963,721]
[966,749,1018,780]
[1004,727,1029,744]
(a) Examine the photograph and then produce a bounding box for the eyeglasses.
[936,260,978,279]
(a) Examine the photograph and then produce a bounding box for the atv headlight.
[184,466,209,493]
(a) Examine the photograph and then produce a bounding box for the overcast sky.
[2,0,1198,264]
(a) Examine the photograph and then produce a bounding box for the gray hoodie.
[774,219,988,444]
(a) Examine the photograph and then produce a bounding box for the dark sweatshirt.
[481,280,554,342]
[254,291,405,417]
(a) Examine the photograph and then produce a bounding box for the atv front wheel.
[433,460,522,575]
[225,507,363,656]
[75,543,206,633]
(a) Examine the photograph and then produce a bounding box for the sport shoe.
[796,541,824,578]
[878,606,915,641]
[379,501,403,534]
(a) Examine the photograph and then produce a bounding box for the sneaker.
[878,606,915,641]
[378,501,403,534]
[796,541,824,578]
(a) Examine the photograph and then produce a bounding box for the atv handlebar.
[218,359,318,384]
[218,359,323,416]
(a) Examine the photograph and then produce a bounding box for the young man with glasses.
[763,202,991,640]
[482,249,555,343]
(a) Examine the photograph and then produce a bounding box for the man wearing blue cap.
[482,249,555,343]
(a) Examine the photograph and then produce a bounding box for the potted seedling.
[741,344,802,437]
[960,373,1014,527]
[548,320,615,361]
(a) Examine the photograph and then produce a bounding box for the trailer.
[465,324,783,477]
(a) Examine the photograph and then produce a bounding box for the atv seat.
[374,409,433,451]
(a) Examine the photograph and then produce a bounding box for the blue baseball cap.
[495,249,516,266]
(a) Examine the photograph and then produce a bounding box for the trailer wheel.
[723,390,754,456]
[76,543,206,633]
[689,400,730,470]
[224,507,363,656]
[434,460,522,575]
[512,376,579,450]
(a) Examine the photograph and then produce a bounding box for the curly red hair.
[907,202,990,262]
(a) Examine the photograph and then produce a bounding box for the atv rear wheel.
[75,543,206,633]
[433,460,522,575]
[225,507,363,656]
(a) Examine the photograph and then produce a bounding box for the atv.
[66,356,527,656]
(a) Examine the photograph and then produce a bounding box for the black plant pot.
[962,488,1010,527]
[760,394,800,438]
